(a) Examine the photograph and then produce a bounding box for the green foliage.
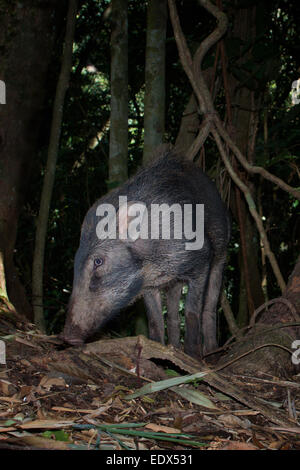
[43,430,70,442]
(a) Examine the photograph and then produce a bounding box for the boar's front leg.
[166,282,183,349]
[143,289,164,344]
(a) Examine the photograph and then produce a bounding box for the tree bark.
[219,257,300,378]
[260,256,300,325]
[175,93,200,154]
[32,0,78,332]
[143,0,167,164]
[226,3,265,325]
[109,0,128,186]
[0,0,61,319]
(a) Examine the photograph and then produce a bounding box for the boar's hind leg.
[166,283,183,349]
[184,264,211,359]
[143,289,165,344]
[202,254,227,355]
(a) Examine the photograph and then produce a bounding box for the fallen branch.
[250,297,300,327]
[87,335,296,428]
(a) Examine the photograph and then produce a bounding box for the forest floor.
[0,313,300,451]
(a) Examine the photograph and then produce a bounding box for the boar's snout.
[61,321,86,347]
[62,334,84,347]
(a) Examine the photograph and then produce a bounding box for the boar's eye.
[94,257,103,269]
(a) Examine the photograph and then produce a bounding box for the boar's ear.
[117,200,148,242]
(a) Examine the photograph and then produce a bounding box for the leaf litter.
[0,325,300,450]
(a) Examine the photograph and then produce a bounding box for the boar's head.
[62,200,148,346]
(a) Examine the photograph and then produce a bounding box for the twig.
[230,374,300,389]
[168,0,287,292]
[212,127,286,292]
[250,297,300,326]
[214,117,300,200]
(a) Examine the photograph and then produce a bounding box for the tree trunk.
[226,3,265,326]
[175,93,199,154]
[143,0,167,164]
[175,67,217,155]
[32,0,78,332]
[109,0,128,186]
[0,0,61,319]
[135,0,168,337]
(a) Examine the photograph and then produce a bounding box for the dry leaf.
[0,379,17,396]
[39,376,66,391]
[0,426,17,433]
[145,423,181,434]
[52,406,100,414]
[11,435,70,450]
[0,396,21,404]
[86,406,110,418]
[14,337,42,349]
[19,385,34,398]
[218,414,252,429]
[18,419,75,430]
[221,441,258,450]
[37,408,48,420]
[20,359,32,367]
[113,355,135,370]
